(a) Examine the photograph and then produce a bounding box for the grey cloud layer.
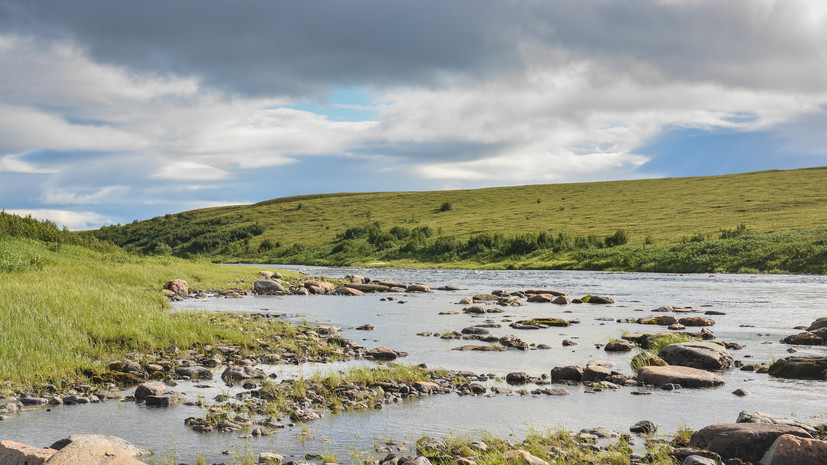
[4,0,825,97]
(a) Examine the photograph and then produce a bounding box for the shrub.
[438,201,453,212]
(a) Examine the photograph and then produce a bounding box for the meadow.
[85,167,827,273]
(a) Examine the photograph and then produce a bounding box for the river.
[1,267,825,463]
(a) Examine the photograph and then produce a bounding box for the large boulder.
[133,382,166,402]
[582,295,614,304]
[254,279,285,294]
[679,316,715,327]
[806,317,827,331]
[45,436,147,464]
[550,365,584,382]
[737,411,818,436]
[0,440,56,465]
[689,423,812,463]
[365,346,400,361]
[604,340,635,352]
[345,274,367,284]
[760,434,827,465]
[163,279,189,296]
[658,342,734,370]
[303,280,335,293]
[637,365,724,388]
[782,331,826,345]
[221,365,266,381]
[768,355,827,379]
[49,434,150,458]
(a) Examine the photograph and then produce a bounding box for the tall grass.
[0,233,295,387]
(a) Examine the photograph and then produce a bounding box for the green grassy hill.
[85,167,827,273]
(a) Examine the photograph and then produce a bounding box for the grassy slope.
[0,234,295,387]
[85,167,827,271]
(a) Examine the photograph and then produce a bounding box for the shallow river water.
[1,267,825,463]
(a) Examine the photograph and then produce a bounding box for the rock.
[631,351,668,369]
[133,382,166,402]
[356,324,375,331]
[163,279,189,296]
[405,284,431,293]
[630,420,657,434]
[582,365,612,382]
[689,423,812,462]
[551,295,571,305]
[452,345,505,352]
[304,280,335,293]
[531,387,570,395]
[145,392,186,407]
[344,283,390,293]
[416,438,447,454]
[561,339,577,346]
[760,434,827,465]
[581,427,619,438]
[458,297,473,305]
[175,366,213,379]
[582,295,614,304]
[527,294,556,303]
[732,388,750,396]
[345,274,367,284]
[736,411,818,436]
[254,279,285,294]
[669,323,686,330]
[525,289,565,296]
[44,434,147,464]
[768,355,827,379]
[0,440,56,465]
[222,365,266,381]
[259,452,284,464]
[49,434,150,458]
[366,346,399,361]
[659,341,735,370]
[639,315,679,325]
[505,372,532,385]
[679,317,715,327]
[334,287,365,296]
[374,280,406,289]
[550,365,584,381]
[461,326,491,336]
[637,365,725,388]
[290,409,321,423]
[462,305,487,314]
[499,335,529,350]
[502,450,548,465]
[258,271,275,278]
[806,317,827,331]
[511,318,570,328]
[684,456,717,465]
[604,340,635,352]
[783,328,827,345]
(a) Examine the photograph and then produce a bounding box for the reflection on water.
[2,267,825,463]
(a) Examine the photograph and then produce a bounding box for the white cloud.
[0,153,57,174]
[40,186,130,205]
[4,209,114,230]
[151,161,230,181]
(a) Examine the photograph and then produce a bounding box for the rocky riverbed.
[2,268,826,464]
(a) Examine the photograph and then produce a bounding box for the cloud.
[0,153,57,174]
[151,161,230,181]
[40,185,130,205]
[4,209,114,230]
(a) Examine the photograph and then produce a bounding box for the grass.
[648,334,696,355]
[81,167,827,273]
[0,231,301,389]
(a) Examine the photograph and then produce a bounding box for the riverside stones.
[807,317,827,331]
[163,279,189,297]
[366,346,400,361]
[550,365,584,381]
[737,411,818,436]
[334,286,364,296]
[0,440,56,465]
[222,365,266,381]
[689,423,812,463]
[658,341,734,370]
[303,280,335,294]
[679,316,715,327]
[767,354,827,379]
[604,340,635,352]
[254,279,285,294]
[50,434,151,458]
[133,382,166,402]
[505,372,532,385]
[636,365,724,388]
[760,434,827,465]
[45,434,147,465]
[405,284,431,293]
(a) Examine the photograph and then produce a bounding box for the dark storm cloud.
[4,1,824,98]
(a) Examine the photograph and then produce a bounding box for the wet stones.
[679,317,716,327]
[334,286,365,296]
[630,420,657,434]
[366,346,403,361]
[689,423,812,463]
[145,392,186,407]
[636,365,725,388]
[510,318,570,329]
[405,284,431,293]
[658,341,735,370]
[175,366,213,380]
[767,354,827,379]
[163,279,189,297]
[221,365,266,381]
[356,324,375,330]
[550,365,584,382]
[505,372,532,385]
[581,295,614,304]
[254,279,285,294]
[760,434,827,465]
[134,382,166,402]
[290,408,322,423]
[604,340,635,352]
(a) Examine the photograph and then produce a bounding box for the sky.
[1,0,827,230]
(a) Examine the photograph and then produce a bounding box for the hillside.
[84,167,827,272]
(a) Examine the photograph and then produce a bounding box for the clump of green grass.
[648,334,696,355]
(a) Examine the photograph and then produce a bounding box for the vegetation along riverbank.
[84,167,827,273]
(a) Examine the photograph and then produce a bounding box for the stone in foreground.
[760,434,827,465]
[637,365,724,388]
[0,440,56,465]
[689,423,811,463]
